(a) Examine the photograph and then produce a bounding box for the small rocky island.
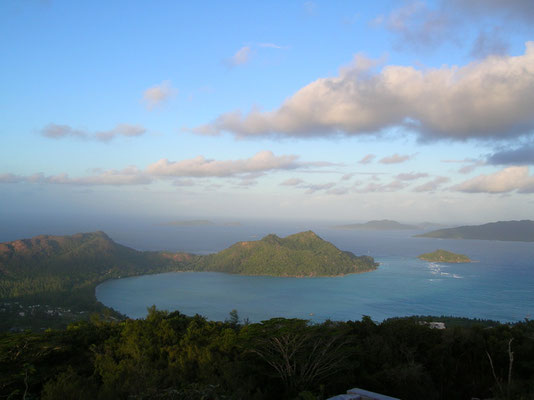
[418,249,471,263]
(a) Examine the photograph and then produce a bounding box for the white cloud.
[193,43,534,141]
[453,166,534,193]
[395,172,429,181]
[147,151,304,177]
[228,46,252,66]
[1,167,152,186]
[380,154,415,164]
[358,154,376,164]
[413,176,450,192]
[41,123,146,142]
[357,180,408,193]
[280,178,305,186]
[143,80,176,110]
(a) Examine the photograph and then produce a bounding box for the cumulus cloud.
[143,80,176,110]
[487,144,534,165]
[41,123,146,142]
[395,172,429,181]
[470,28,510,59]
[0,173,25,183]
[413,176,450,192]
[192,43,534,141]
[380,154,415,164]
[358,154,376,164]
[453,166,534,193]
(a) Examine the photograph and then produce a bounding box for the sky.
[1,0,534,225]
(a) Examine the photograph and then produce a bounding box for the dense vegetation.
[416,220,534,242]
[193,231,378,277]
[334,220,418,231]
[0,232,196,330]
[1,309,533,400]
[418,249,471,263]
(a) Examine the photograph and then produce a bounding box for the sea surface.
[94,223,534,323]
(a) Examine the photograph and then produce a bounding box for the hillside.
[415,220,534,242]
[418,249,471,263]
[334,219,418,230]
[194,230,378,276]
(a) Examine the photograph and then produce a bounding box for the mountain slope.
[415,220,534,242]
[194,231,378,276]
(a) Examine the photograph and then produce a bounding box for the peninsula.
[418,249,471,263]
[415,220,534,242]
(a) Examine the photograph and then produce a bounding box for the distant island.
[415,220,534,242]
[194,231,378,277]
[0,230,376,330]
[418,249,471,263]
[334,219,418,230]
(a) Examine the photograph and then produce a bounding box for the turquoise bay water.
[96,228,534,323]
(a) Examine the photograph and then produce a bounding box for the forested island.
[194,230,378,277]
[0,231,376,330]
[416,220,534,242]
[418,249,471,263]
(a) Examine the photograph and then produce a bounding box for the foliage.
[193,231,378,277]
[2,311,534,399]
[418,249,471,263]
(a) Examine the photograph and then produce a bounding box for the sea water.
[95,225,534,323]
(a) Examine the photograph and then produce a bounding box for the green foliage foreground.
[2,309,534,400]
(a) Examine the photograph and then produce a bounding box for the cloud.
[280,178,305,186]
[487,144,534,165]
[192,43,534,141]
[470,28,510,59]
[357,180,408,193]
[380,154,414,164]
[41,123,146,142]
[227,46,252,66]
[458,160,486,174]
[0,173,25,183]
[147,151,301,177]
[377,0,534,52]
[413,176,450,192]
[358,154,376,164]
[395,172,429,181]
[143,80,176,110]
[258,43,287,49]
[0,167,152,186]
[453,166,534,193]
[304,182,336,194]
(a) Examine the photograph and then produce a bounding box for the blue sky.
[1,0,534,225]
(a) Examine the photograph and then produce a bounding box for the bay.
[96,227,534,323]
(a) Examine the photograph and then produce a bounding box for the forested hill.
[193,230,378,276]
[415,220,534,242]
[0,231,195,301]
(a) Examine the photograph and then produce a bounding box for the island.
[0,230,377,330]
[415,220,534,242]
[333,219,418,230]
[418,249,471,263]
[193,230,378,277]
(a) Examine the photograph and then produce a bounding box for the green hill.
[418,249,471,263]
[415,220,534,242]
[193,230,378,277]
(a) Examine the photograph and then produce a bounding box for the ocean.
[89,220,534,323]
